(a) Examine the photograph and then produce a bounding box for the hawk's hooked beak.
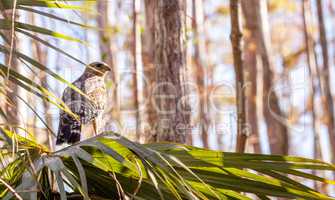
[98,62,111,72]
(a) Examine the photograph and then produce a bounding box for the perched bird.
[56,62,111,145]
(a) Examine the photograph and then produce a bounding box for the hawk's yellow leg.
[93,119,97,136]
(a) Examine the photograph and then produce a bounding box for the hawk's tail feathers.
[56,115,81,145]
[67,129,81,144]
[55,137,64,145]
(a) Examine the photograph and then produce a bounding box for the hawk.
[56,62,111,145]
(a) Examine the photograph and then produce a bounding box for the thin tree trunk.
[30,13,54,151]
[240,0,261,153]
[1,9,19,128]
[96,1,119,123]
[316,0,335,164]
[142,0,157,142]
[242,0,288,155]
[309,0,330,191]
[185,0,193,146]
[328,0,335,68]
[302,0,323,188]
[132,0,142,141]
[192,0,209,148]
[261,0,288,155]
[241,1,261,153]
[230,0,247,153]
[154,0,190,143]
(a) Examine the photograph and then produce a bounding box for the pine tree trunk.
[230,0,247,153]
[1,9,19,127]
[192,0,209,148]
[185,0,193,146]
[241,0,288,154]
[302,0,322,162]
[240,0,261,153]
[96,1,120,124]
[142,0,157,142]
[154,0,190,143]
[302,0,323,190]
[30,13,54,150]
[316,0,335,163]
[132,0,142,141]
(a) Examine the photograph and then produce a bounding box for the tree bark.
[1,9,19,128]
[96,1,120,123]
[192,0,210,148]
[153,0,190,143]
[30,13,54,150]
[185,0,193,146]
[240,0,261,153]
[302,0,324,190]
[316,0,335,163]
[230,0,247,153]
[132,0,142,141]
[142,0,157,142]
[241,0,288,155]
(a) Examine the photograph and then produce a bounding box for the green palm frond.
[0,1,333,200]
[1,0,95,10]
[0,132,334,200]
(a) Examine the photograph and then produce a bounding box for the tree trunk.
[1,9,19,128]
[241,0,288,155]
[153,0,190,143]
[30,13,54,151]
[302,0,322,171]
[132,0,142,142]
[240,0,261,153]
[230,0,247,153]
[142,0,157,142]
[185,0,193,146]
[96,1,120,124]
[192,0,209,148]
[316,0,335,163]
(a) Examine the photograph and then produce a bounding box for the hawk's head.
[86,62,111,76]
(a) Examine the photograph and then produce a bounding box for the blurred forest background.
[2,0,335,157]
[2,0,335,198]
[4,0,335,158]
[3,0,335,157]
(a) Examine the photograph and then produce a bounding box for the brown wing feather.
[56,73,106,144]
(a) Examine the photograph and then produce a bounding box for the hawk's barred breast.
[56,62,110,145]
